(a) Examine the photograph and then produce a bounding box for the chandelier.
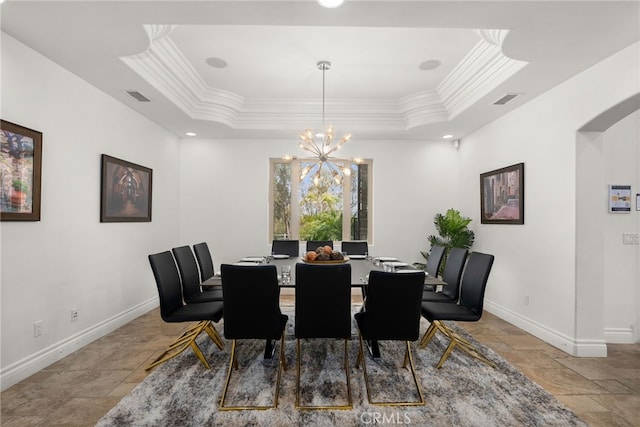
[298,60,352,186]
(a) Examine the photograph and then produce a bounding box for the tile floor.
[1,299,638,426]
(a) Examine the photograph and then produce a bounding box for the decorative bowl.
[302,257,350,264]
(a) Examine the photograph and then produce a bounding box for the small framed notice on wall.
[608,185,632,213]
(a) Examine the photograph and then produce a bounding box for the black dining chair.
[295,263,353,409]
[172,245,223,303]
[146,251,224,371]
[306,240,333,252]
[354,270,426,406]
[219,264,288,410]
[340,241,368,256]
[421,245,446,292]
[420,252,495,369]
[193,242,216,281]
[423,247,468,303]
[271,239,300,257]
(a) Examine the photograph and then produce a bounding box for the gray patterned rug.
[97,306,586,426]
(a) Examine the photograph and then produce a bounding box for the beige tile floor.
[1,299,639,426]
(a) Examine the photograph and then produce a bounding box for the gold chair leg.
[219,339,238,408]
[355,340,364,368]
[146,321,214,371]
[189,341,211,369]
[402,346,409,368]
[296,338,352,410]
[434,321,496,369]
[204,322,225,350]
[357,333,425,406]
[219,333,286,410]
[419,321,439,348]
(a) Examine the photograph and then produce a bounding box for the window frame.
[268,157,373,244]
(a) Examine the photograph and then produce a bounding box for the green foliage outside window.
[300,210,343,241]
[270,159,370,242]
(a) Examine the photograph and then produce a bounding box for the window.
[270,158,372,242]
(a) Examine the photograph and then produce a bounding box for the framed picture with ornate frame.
[1,120,43,221]
[480,162,524,224]
[100,154,152,222]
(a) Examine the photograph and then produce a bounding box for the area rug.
[97,306,586,427]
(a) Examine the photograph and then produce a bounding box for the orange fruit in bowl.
[322,245,333,255]
[305,251,318,261]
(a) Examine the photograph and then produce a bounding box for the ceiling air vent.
[493,93,521,105]
[126,90,151,102]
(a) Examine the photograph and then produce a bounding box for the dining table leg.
[367,340,380,358]
[264,339,276,359]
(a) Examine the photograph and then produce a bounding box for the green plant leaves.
[423,208,475,268]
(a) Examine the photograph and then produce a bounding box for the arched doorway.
[575,93,640,355]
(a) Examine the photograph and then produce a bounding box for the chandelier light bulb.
[332,171,342,185]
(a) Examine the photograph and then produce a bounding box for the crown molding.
[121,25,527,132]
[437,30,528,119]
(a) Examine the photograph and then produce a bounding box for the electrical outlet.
[34,320,43,337]
[71,308,78,323]
[523,295,529,306]
[622,233,640,245]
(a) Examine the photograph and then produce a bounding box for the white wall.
[2,30,637,394]
[602,110,640,342]
[0,34,180,389]
[456,41,640,355]
[178,138,460,269]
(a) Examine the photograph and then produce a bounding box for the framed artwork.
[480,162,524,224]
[100,154,152,222]
[608,185,631,213]
[0,120,43,221]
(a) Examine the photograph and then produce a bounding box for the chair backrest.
[340,241,368,255]
[148,251,185,320]
[271,239,300,257]
[361,271,425,341]
[172,246,202,299]
[295,263,352,339]
[193,242,214,282]
[220,264,284,339]
[425,245,446,278]
[306,240,333,252]
[440,247,469,301]
[458,252,494,315]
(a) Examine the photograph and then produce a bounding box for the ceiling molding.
[122,25,527,132]
[437,31,528,119]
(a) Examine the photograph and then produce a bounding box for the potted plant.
[10,179,29,209]
[417,209,475,273]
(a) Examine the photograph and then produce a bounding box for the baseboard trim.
[0,297,158,391]
[632,317,640,343]
[484,300,608,357]
[604,327,635,344]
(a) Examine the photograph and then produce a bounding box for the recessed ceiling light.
[317,0,344,8]
[419,60,441,71]
[185,132,197,137]
[205,57,228,68]
[442,134,454,139]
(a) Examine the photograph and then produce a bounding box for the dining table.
[201,255,446,358]
[202,255,446,289]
